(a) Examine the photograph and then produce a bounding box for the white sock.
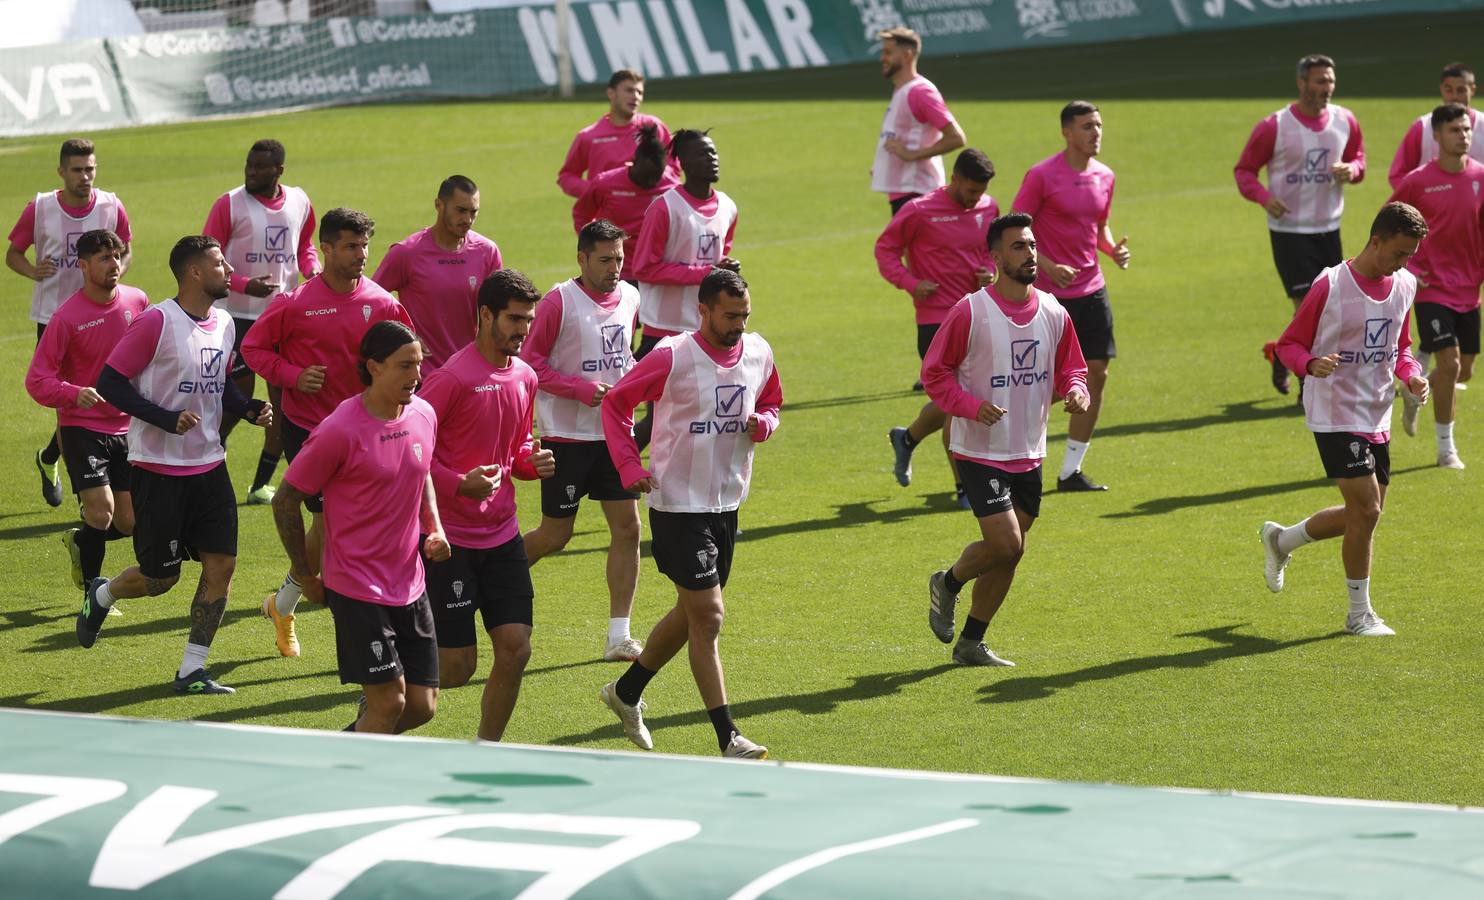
[1345,577,1371,618]
[1060,439,1090,479]
[1437,421,1456,454]
[178,642,209,679]
[608,617,631,644]
[95,580,116,609]
[274,573,302,617]
[1277,518,1315,555]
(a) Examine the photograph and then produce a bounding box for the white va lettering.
[0,774,128,848]
[518,5,597,86]
[0,66,45,121]
[276,813,701,900]
[49,63,112,116]
[725,0,779,70]
[645,0,692,75]
[90,785,453,890]
[591,2,665,76]
[763,0,827,67]
[672,0,729,74]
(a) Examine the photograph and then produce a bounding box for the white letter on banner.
[591,2,666,76]
[48,63,112,116]
[275,813,701,900]
[724,0,779,70]
[91,785,453,890]
[671,0,729,74]
[763,0,827,67]
[518,7,559,86]
[0,67,46,122]
[0,774,127,847]
[645,1,692,76]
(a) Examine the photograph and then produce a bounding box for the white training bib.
[221,185,313,320]
[1304,264,1416,434]
[29,189,121,324]
[126,301,234,468]
[1267,104,1352,234]
[536,279,640,440]
[638,188,737,333]
[870,75,947,196]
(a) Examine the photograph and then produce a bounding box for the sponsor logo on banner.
[327,14,477,49]
[0,63,114,122]
[1017,0,1143,40]
[204,64,434,108]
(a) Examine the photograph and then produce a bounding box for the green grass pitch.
[1,13,1481,806]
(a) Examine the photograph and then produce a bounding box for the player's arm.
[97,365,183,433]
[1052,311,1090,412]
[1394,306,1427,397]
[298,204,320,277]
[513,397,553,479]
[1096,222,1130,269]
[24,324,87,409]
[630,205,708,285]
[274,429,337,590]
[746,364,783,442]
[873,208,927,295]
[1332,111,1365,184]
[601,346,673,490]
[1275,278,1332,377]
[1388,121,1424,190]
[921,302,991,420]
[421,372,501,500]
[240,299,307,389]
[223,376,271,425]
[525,295,602,404]
[557,132,591,198]
[1234,116,1283,214]
[420,474,452,562]
[5,204,53,281]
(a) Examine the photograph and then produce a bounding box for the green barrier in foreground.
[1,709,1481,898]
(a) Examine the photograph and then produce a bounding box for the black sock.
[342,721,356,732]
[252,451,281,491]
[615,661,657,706]
[954,482,965,494]
[104,525,127,541]
[40,433,60,465]
[902,430,921,450]
[961,615,989,644]
[707,704,738,750]
[943,567,966,595]
[76,525,108,582]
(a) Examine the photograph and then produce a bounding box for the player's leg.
[599,498,643,659]
[1334,466,1393,636]
[890,324,946,487]
[172,551,236,693]
[480,623,532,741]
[391,594,440,733]
[248,383,285,501]
[523,514,576,564]
[475,538,535,741]
[427,543,480,688]
[59,427,117,590]
[35,324,63,507]
[75,468,184,647]
[1059,290,1114,491]
[953,506,1034,666]
[928,462,1030,651]
[73,484,115,586]
[1430,320,1463,467]
[359,678,410,733]
[524,441,584,563]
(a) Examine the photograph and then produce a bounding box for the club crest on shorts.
[361,305,372,322]
[696,550,709,566]
[412,442,423,462]
[169,539,178,555]
[87,455,102,471]
[1349,441,1362,459]
[990,478,1001,495]
[566,484,577,501]
[370,640,384,662]
[452,580,464,600]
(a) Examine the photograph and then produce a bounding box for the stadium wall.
[1,0,1480,137]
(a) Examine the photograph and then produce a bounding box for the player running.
[1387,63,1482,188]
[273,321,450,733]
[1261,202,1430,637]
[598,268,782,759]
[571,125,679,262]
[922,213,1089,667]
[76,236,273,696]
[558,69,673,198]
[871,26,966,216]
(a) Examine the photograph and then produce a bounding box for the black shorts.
[917,323,941,360]
[1270,230,1343,300]
[36,322,46,343]
[327,586,440,686]
[889,193,922,216]
[59,427,130,494]
[229,317,257,380]
[650,509,737,589]
[1314,432,1391,485]
[427,536,535,646]
[958,458,1044,519]
[1415,303,1481,355]
[130,463,238,578]
[1059,288,1116,360]
[634,331,664,361]
[540,440,638,517]
[279,414,323,513]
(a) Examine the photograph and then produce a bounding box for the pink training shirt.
[371,227,502,371]
[8,191,133,252]
[420,344,540,550]
[922,287,1088,472]
[525,278,625,417]
[284,394,437,606]
[1012,154,1116,298]
[630,187,737,338]
[241,275,413,430]
[875,186,999,324]
[558,113,674,198]
[1387,108,1484,189]
[601,333,782,490]
[1234,104,1366,208]
[26,286,150,433]
[571,164,681,261]
[201,187,319,298]
[1387,158,1484,312]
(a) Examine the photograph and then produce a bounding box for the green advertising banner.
[2,709,1483,898]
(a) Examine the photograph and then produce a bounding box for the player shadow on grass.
[976,624,1344,705]
[0,654,293,714]
[1102,464,1434,520]
[0,605,75,629]
[0,521,84,541]
[546,663,958,747]
[1046,399,1296,446]
[20,605,328,654]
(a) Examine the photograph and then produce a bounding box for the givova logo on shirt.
[1287,148,1334,185]
[991,340,1049,388]
[178,348,225,394]
[582,324,631,373]
[696,233,720,263]
[59,232,84,269]
[689,384,748,434]
[247,225,293,265]
[1338,318,1397,365]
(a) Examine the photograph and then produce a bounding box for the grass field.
[2,12,1482,807]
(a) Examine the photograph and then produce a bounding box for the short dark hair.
[319,207,375,244]
[1297,54,1335,78]
[579,219,628,253]
[1370,201,1428,240]
[60,138,94,163]
[1060,101,1099,127]
[1441,62,1475,82]
[75,229,125,260]
[608,69,644,89]
[877,26,920,52]
[634,123,667,168]
[952,149,994,183]
[670,128,712,161]
[477,269,540,317]
[357,320,419,386]
[248,139,285,165]
[168,235,221,280]
[698,267,747,307]
[987,212,1034,250]
[1431,102,1470,132]
[438,175,478,200]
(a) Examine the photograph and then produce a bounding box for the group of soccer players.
[10,32,1480,754]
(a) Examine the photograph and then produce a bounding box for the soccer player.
[1388,104,1484,467]
[272,321,450,734]
[558,69,673,198]
[421,270,555,742]
[75,235,273,695]
[26,229,148,597]
[243,208,413,658]
[1387,63,1482,189]
[871,26,966,216]
[922,213,1089,666]
[879,149,999,506]
[1012,101,1129,492]
[372,175,502,371]
[523,221,644,661]
[202,138,318,505]
[598,268,782,760]
[8,138,133,508]
[1235,54,1365,397]
[571,125,679,261]
[1261,202,1430,637]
